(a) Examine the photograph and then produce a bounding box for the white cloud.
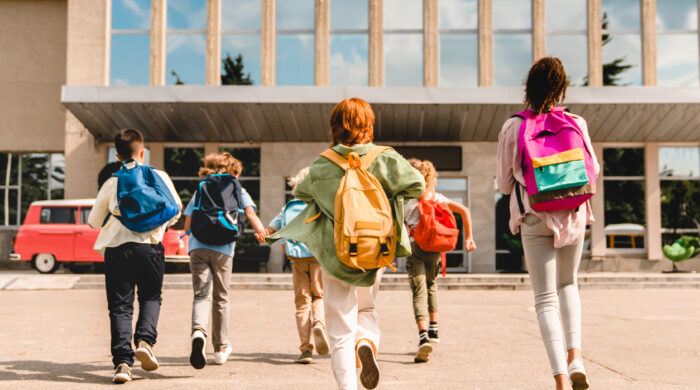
[384,34,423,86]
[330,48,368,86]
[221,0,261,30]
[384,0,422,30]
[439,0,477,29]
[493,0,531,30]
[166,34,206,55]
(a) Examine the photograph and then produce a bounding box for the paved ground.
[0,288,698,389]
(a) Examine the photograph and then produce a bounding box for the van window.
[80,207,92,224]
[40,207,77,224]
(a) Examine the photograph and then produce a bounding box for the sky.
[109,0,699,88]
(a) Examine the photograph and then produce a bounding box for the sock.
[429,322,438,331]
[419,330,429,344]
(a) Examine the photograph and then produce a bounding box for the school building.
[2,0,700,273]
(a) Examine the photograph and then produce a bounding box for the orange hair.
[199,152,242,177]
[329,97,375,146]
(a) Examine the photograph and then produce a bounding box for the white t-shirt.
[403,192,451,230]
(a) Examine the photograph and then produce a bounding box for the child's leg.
[292,261,314,353]
[322,270,359,390]
[189,249,214,337]
[105,246,137,368]
[210,252,233,350]
[425,253,441,322]
[407,243,429,331]
[133,243,165,348]
[309,262,325,326]
[356,267,384,351]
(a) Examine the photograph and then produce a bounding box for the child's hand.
[254,232,267,243]
[465,238,477,252]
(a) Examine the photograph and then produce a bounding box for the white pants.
[521,214,584,377]
[322,268,384,390]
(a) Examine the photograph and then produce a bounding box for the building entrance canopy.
[61,86,700,143]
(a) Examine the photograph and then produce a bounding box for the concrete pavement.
[0,288,698,389]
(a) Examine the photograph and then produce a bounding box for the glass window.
[438,0,478,87]
[164,147,204,205]
[603,148,645,249]
[660,147,700,178]
[167,0,207,30]
[110,0,151,85]
[384,0,423,86]
[80,207,92,225]
[40,207,77,224]
[546,0,588,86]
[276,0,315,85]
[330,0,368,86]
[656,0,699,86]
[495,183,524,272]
[493,0,531,30]
[166,0,206,85]
[222,0,261,30]
[221,0,261,85]
[331,0,368,30]
[439,0,477,30]
[277,0,315,30]
[601,0,642,85]
[493,0,531,86]
[659,147,700,246]
[436,177,470,272]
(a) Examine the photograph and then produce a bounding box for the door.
[37,206,77,262]
[436,177,471,273]
[73,206,101,261]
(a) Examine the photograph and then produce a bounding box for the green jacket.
[268,143,425,286]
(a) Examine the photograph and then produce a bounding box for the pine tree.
[584,12,634,86]
[171,70,185,85]
[221,53,253,85]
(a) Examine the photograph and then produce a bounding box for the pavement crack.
[584,357,637,382]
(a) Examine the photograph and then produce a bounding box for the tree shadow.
[229,352,329,366]
[0,360,191,385]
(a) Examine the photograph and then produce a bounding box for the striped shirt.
[403,192,451,230]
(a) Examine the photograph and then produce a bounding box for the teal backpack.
[282,199,314,261]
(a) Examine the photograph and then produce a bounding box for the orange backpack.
[320,146,397,272]
[411,198,459,276]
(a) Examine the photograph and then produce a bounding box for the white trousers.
[322,268,384,390]
[521,214,584,377]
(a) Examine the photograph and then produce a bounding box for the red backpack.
[411,198,460,276]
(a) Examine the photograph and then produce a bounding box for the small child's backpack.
[411,198,460,276]
[281,199,315,261]
[113,161,179,233]
[320,146,396,271]
[515,107,597,212]
[190,174,246,245]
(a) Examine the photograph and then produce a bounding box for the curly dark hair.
[524,57,568,115]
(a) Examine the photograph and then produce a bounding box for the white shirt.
[88,161,182,254]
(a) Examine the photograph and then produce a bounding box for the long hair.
[287,167,310,192]
[329,97,375,146]
[408,158,438,191]
[524,57,568,115]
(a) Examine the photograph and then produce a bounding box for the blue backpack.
[113,161,180,233]
[190,174,246,245]
[282,199,314,260]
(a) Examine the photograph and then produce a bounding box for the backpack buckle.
[380,242,390,256]
[349,243,358,257]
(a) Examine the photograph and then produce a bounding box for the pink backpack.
[514,107,596,212]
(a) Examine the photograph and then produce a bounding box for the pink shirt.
[496,111,600,248]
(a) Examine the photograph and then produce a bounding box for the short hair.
[408,158,438,190]
[198,152,243,177]
[114,128,145,160]
[329,97,375,147]
[98,161,123,189]
[524,57,568,115]
[287,167,310,192]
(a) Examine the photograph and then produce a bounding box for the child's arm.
[447,201,477,252]
[245,205,267,237]
[184,216,191,232]
[88,180,112,229]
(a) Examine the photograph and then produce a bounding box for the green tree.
[171,70,185,85]
[584,12,634,86]
[221,53,253,85]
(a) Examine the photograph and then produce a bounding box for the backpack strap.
[360,146,392,167]
[320,149,349,170]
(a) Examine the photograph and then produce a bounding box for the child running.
[404,159,476,363]
[88,128,182,384]
[267,98,425,389]
[256,167,330,364]
[184,152,267,369]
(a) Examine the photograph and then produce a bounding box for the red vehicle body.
[10,199,189,273]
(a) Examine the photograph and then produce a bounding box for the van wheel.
[34,254,58,274]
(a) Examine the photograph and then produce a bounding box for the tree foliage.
[221,53,253,85]
[584,12,634,86]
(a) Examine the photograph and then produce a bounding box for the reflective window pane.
[222,35,261,85]
[437,178,467,191]
[168,0,207,30]
[546,0,586,31]
[603,148,644,176]
[547,35,588,86]
[384,34,423,86]
[331,0,368,30]
[276,34,315,85]
[657,34,699,87]
[384,0,422,30]
[166,35,206,84]
[330,35,369,86]
[111,34,150,85]
[112,0,151,30]
[222,0,261,30]
[493,0,531,30]
[439,34,478,87]
[601,34,642,85]
[660,147,700,178]
[657,0,698,30]
[494,34,531,86]
[661,180,700,230]
[602,0,640,30]
[439,0,477,30]
[277,0,315,30]
[604,181,646,225]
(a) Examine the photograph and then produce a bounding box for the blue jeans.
[104,242,165,368]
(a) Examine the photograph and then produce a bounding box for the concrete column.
[206,0,222,86]
[315,0,330,86]
[587,0,602,86]
[65,0,110,199]
[150,0,166,86]
[645,143,662,261]
[478,0,493,86]
[261,0,275,86]
[148,143,165,170]
[424,0,438,87]
[641,0,657,85]
[532,0,546,61]
[369,0,383,86]
[463,143,497,273]
[590,143,606,260]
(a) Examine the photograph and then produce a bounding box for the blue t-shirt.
[184,186,256,257]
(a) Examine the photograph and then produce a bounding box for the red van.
[10,199,189,273]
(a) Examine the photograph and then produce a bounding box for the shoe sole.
[134,348,159,372]
[571,372,589,390]
[358,345,379,389]
[429,338,440,343]
[313,326,330,356]
[295,358,313,364]
[414,343,433,363]
[112,373,131,384]
[189,337,206,370]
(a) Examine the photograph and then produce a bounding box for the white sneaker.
[189,330,207,369]
[568,359,589,390]
[312,322,330,356]
[357,340,380,389]
[214,343,233,365]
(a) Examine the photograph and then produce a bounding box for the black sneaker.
[112,363,132,384]
[428,322,440,343]
[414,332,432,363]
